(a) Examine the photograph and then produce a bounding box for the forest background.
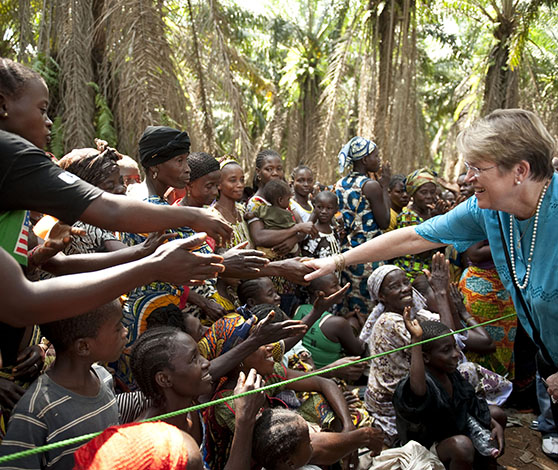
[1,0,557,183]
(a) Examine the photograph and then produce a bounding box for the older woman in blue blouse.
[305,109,558,403]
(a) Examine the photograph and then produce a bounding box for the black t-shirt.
[0,130,103,224]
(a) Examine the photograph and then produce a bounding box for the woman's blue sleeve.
[414,198,487,253]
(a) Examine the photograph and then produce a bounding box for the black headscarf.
[139,126,190,167]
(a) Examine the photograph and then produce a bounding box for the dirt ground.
[500,410,558,470]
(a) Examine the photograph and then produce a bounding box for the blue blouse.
[416,173,558,365]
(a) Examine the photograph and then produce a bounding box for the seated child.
[301,191,341,259]
[245,180,314,257]
[0,300,127,469]
[251,408,383,470]
[293,274,365,369]
[394,315,506,469]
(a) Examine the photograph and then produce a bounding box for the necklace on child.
[508,180,549,290]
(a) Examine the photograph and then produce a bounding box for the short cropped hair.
[457,109,555,181]
[261,179,291,206]
[314,190,338,208]
[420,320,452,352]
[40,300,120,353]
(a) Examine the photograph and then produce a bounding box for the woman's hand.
[377,161,392,189]
[358,427,385,455]
[403,306,422,342]
[138,231,177,257]
[200,298,227,322]
[233,369,266,423]
[313,283,350,314]
[222,242,269,276]
[0,377,26,411]
[249,312,308,345]
[449,283,470,321]
[272,235,299,257]
[424,252,450,294]
[270,257,313,285]
[12,345,44,379]
[490,418,505,455]
[303,257,337,282]
[185,207,232,247]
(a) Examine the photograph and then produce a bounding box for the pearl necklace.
[509,180,549,290]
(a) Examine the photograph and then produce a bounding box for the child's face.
[219,164,245,201]
[188,170,221,207]
[378,270,413,314]
[277,418,313,470]
[424,336,460,374]
[250,278,281,306]
[292,169,314,199]
[312,274,340,298]
[167,332,213,397]
[314,196,337,224]
[88,302,128,363]
[1,77,52,149]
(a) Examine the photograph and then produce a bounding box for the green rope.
[0,313,517,464]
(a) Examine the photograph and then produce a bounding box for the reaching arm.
[403,307,426,397]
[1,236,224,327]
[321,316,365,356]
[304,226,444,281]
[309,427,384,465]
[80,192,232,242]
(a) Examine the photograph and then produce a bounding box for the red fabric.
[74,422,190,470]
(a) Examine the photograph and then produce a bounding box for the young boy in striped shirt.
[0,300,127,469]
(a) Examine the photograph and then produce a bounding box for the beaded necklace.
[508,180,550,290]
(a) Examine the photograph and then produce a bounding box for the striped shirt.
[0,365,118,470]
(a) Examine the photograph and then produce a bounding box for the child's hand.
[313,283,350,313]
[403,306,422,341]
[490,418,505,455]
[296,222,318,238]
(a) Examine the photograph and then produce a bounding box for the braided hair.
[252,149,280,189]
[252,408,308,470]
[58,147,120,188]
[0,58,42,99]
[187,152,220,182]
[130,326,182,406]
[420,320,451,352]
[145,304,189,333]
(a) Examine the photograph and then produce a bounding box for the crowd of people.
[0,56,557,470]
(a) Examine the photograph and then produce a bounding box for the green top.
[293,304,343,369]
[0,210,30,266]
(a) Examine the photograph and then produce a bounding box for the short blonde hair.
[457,109,555,182]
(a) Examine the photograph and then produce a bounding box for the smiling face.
[456,174,474,198]
[98,167,126,195]
[464,160,515,210]
[153,154,191,190]
[292,168,314,199]
[0,77,52,149]
[257,155,284,187]
[378,269,413,314]
[411,182,437,213]
[424,336,460,374]
[219,163,245,202]
[243,343,276,376]
[188,169,221,207]
[164,332,213,398]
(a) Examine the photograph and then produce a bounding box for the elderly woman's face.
[412,182,436,212]
[154,154,191,189]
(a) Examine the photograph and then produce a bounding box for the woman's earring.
[1,112,7,118]
[515,179,521,185]
[152,170,158,180]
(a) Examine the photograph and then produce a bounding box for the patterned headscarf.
[405,168,438,196]
[337,136,377,173]
[359,265,427,343]
[73,422,192,470]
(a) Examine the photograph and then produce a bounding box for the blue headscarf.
[337,136,377,173]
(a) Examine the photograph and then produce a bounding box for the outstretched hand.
[185,207,232,247]
[303,257,336,282]
[250,312,308,345]
[403,306,422,341]
[151,233,225,285]
[29,221,86,268]
[222,241,269,276]
[423,252,450,293]
[313,283,350,314]
[233,369,266,422]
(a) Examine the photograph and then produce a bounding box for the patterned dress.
[335,172,382,313]
[394,207,433,280]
